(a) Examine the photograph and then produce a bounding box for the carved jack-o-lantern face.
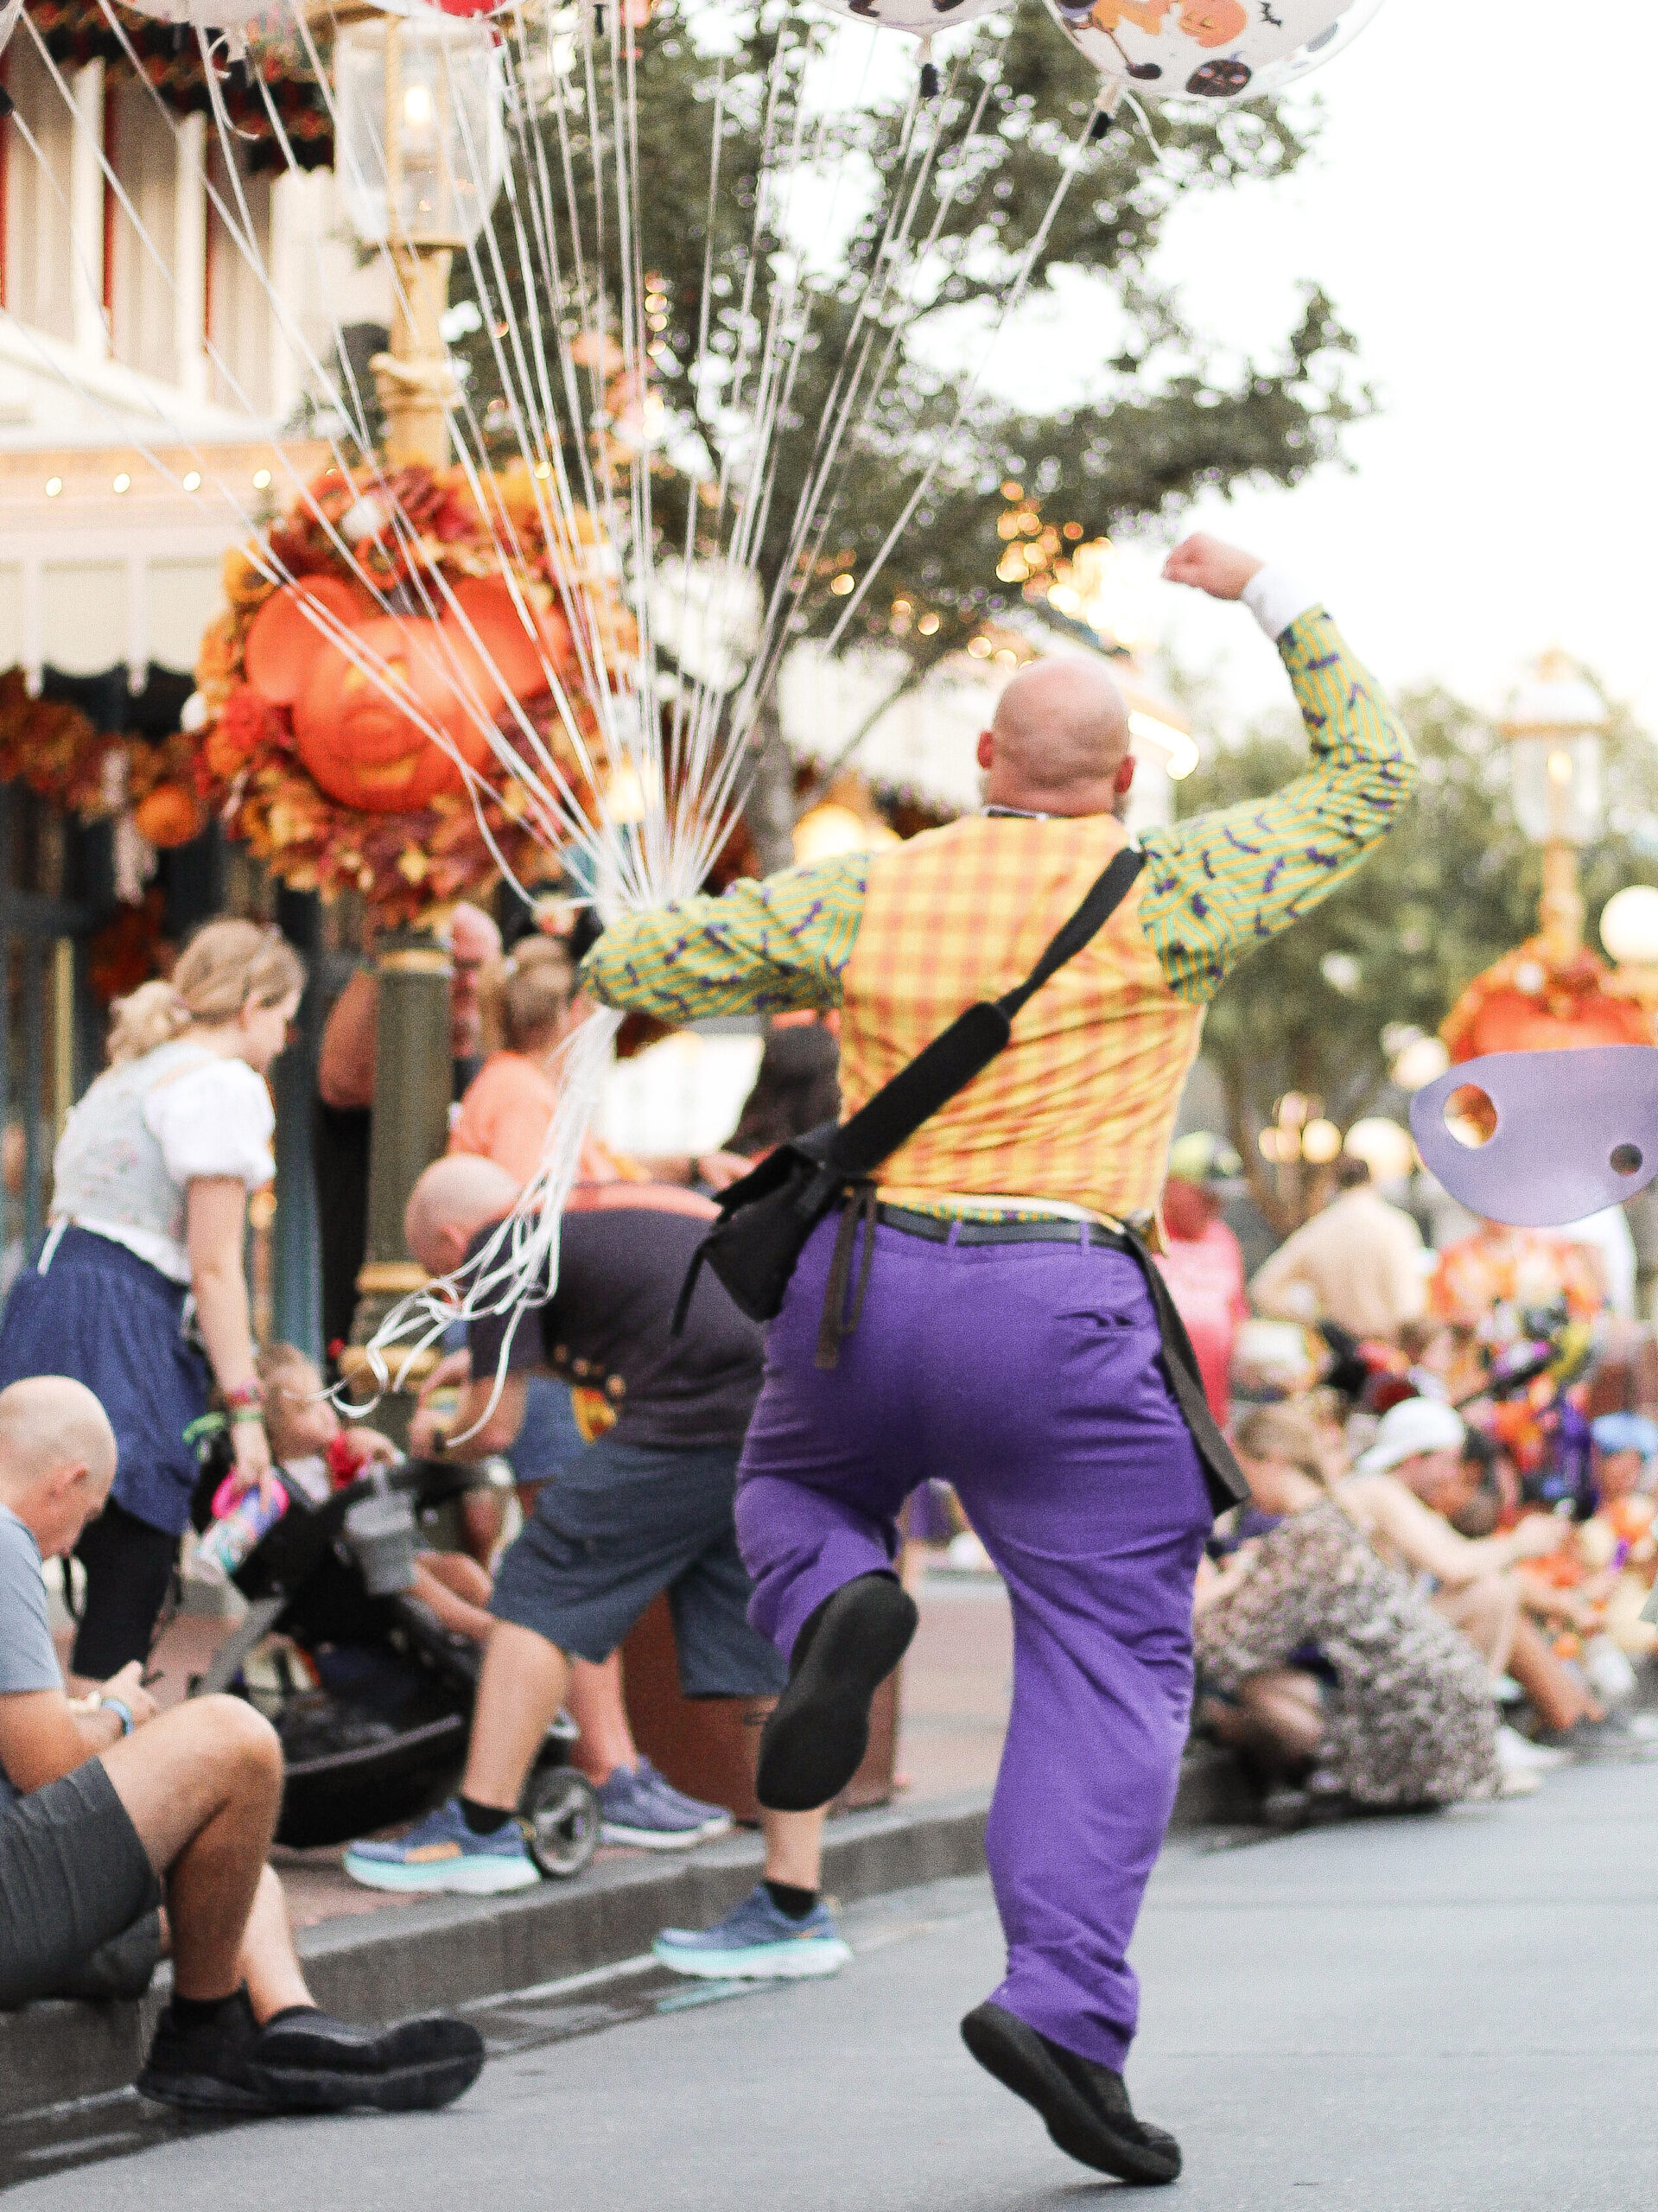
[292,617,499,813]
[241,577,569,816]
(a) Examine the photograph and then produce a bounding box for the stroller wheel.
[522,1767,601,1879]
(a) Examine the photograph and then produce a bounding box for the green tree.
[1178,684,1658,1229]
[454,0,1372,858]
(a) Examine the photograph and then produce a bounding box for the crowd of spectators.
[1162,1141,1658,1823]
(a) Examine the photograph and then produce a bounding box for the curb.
[0,1748,1250,2125]
[1,1789,989,2123]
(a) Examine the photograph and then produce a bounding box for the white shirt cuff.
[1241,564,1319,643]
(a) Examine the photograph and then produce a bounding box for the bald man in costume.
[582,535,1415,2183]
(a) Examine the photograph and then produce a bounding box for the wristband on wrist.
[98,1695,134,1737]
[228,1405,267,1427]
[224,1378,264,1411]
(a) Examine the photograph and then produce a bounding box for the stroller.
[186,1428,600,1878]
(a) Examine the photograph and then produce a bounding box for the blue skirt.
[0,1228,211,1536]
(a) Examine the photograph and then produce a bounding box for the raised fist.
[1162,534,1265,602]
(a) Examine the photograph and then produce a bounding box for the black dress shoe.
[756,1573,918,1812]
[960,2002,1181,2185]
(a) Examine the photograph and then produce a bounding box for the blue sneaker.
[637,1758,734,1843]
[597,1760,731,1851]
[343,1798,539,1896]
[653,1883,851,1980]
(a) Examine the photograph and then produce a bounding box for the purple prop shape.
[1409,1046,1658,1227]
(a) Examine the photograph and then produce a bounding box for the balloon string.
[1124,92,1176,176]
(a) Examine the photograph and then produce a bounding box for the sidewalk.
[8,1564,1249,2124]
[4,1571,1019,2119]
[163,1562,1020,1933]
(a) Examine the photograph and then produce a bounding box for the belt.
[873,1202,1128,1250]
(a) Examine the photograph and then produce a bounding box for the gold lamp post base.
[372,247,457,472]
[1539,839,1585,966]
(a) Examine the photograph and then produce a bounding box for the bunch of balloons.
[0,0,1387,115]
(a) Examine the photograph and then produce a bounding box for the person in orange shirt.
[1153,1133,1248,1427]
[448,935,747,1193]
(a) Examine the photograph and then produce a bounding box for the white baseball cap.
[1354,1395,1467,1474]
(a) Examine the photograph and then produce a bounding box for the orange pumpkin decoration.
[448,575,571,702]
[292,616,499,814]
[1444,939,1650,1063]
[240,574,568,817]
[244,577,378,706]
[131,782,206,849]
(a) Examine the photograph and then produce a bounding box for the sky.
[969,0,1658,735]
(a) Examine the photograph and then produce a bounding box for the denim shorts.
[490,1433,789,1700]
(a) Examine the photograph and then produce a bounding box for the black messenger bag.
[672,844,1145,1362]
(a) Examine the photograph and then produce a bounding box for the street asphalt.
[8,1758,1658,2209]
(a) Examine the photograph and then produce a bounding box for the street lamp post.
[334,8,505,468]
[1501,649,1608,962]
[323,7,507,1385]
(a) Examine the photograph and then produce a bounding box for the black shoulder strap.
[826,842,1144,1181]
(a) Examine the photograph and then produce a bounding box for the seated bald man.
[345,1159,848,1983]
[0,1376,482,2113]
[578,535,1417,2183]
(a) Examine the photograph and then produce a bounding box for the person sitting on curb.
[343,1156,849,1985]
[0,1375,484,2114]
[1195,1402,1504,1812]
[1339,1396,1658,1760]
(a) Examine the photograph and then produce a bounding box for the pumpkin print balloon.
[808,0,1006,31]
[1044,0,1385,108]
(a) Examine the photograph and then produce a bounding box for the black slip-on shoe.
[251,2009,486,2113]
[960,2001,1181,2185]
[136,1989,278,2115]
[756,1573,918,1812]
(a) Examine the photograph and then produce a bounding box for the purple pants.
[736,1214,1213,2071]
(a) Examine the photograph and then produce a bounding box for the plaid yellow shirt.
[584,609,1414,1221]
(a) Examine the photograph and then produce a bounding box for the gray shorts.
[0,1760,162,2009]
[491,1434,789,1701]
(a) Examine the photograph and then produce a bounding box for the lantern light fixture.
[1501,648,1608,850]
[335,13,506,252]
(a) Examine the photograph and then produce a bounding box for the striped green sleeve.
[580,851,870,1021]
[1137,608,1417,1005]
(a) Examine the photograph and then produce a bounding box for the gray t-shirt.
[0,1503,61,1809]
